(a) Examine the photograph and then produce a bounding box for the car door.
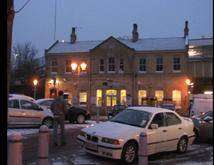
[8,99,22,126]
[147,112,167,154]
[164,112,183,151]
[20,99,43,126]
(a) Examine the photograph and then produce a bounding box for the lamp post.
[33,79,38,99]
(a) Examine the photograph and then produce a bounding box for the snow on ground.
[7,120,99,138]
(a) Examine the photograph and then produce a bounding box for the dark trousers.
[53,116,66,144]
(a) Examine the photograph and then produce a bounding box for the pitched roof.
[46,37,186,54]
[189,38,213,47]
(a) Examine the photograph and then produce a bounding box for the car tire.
[177,137,188,153]
[76,114,85,124]
[42,117,53,128]
[121,142,138,164]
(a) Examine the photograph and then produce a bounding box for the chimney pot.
[132,23,139,42]
[70,27,77,44]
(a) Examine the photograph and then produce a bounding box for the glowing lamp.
[33,79,38,86]
[185,79,191,85]
[80,62,87,71]
[71,63,78,71]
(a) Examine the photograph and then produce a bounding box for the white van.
[190,94,213,117]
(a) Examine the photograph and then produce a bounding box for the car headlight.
[79,131,86,137]
[101,137,123,145]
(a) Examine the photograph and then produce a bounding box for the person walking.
[50,90,67,146]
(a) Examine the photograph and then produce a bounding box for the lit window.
[155,90,164,101]
[119,59,124,72]
[108,57,115,72]
[99,59,105,72]
[79,92,87,104]
[65,60,71,73]
[173,57,181,71]
[138,90,147,105]
[51,59,57,73]
[172,90,181,108]
[96,90,102,107]
[106,90,117,106]
[139,58,146,72]
[156,57,163,72]
[120,90,126,105]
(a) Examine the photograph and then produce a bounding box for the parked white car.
[77,107,195,164]
[8,94,54,128]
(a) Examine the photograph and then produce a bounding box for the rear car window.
[150,113,165,127]
[165,112,181,126]
[40,100,53,106]
[8,99,20,109]
[20,100,41,110]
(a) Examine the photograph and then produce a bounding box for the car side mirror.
[150,124,159,129]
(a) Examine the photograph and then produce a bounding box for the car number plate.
[85,142,98,151]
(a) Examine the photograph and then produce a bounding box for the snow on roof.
[47,37,186,54]
[189,38,213,47]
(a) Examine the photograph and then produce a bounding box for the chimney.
[132,23,139,42]
[184,21,189,38]
[70,27,77,44]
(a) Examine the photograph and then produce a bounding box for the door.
[106,90,117,107]
[164,112,183,151]
[8,99,23,126]
[147,112,166,154]
[20,99,43,126]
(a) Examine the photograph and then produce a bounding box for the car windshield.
[110,109,151,128]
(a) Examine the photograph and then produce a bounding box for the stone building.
[188,37,213,94]
[45,23,191,115]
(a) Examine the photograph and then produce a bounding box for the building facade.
[45,23,191,115]
[188,38,213,94]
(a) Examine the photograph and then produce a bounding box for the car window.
[150,113,165,127]
[165,112,181,126]
[20,100,41,111]
[40,100,53,106]
[8,99,20,109]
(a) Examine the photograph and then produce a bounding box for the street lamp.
[71,62,87,75]
[33,79,38,99]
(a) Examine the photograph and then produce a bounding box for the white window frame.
[50,59,57,74]
[108,57,116,73]
[139,58,147,73]
[99,59,105,73]
[173,57,181,73]
[156,57,163,73]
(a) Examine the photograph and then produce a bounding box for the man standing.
[51,90,67,146]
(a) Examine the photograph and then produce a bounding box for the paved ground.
[7,120,213,165]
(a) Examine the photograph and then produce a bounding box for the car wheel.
[121,142,138,164]
[177,137,188,153]
[76,114,85,124]
[42,118,53,128]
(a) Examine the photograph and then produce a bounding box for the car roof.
[127,106,174,114]
[9,94,36,102]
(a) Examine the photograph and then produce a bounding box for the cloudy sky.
[13,0,213,57]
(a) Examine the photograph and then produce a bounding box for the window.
[79,92,87,104]
[65,60,72,73]
[139,58,146,72]
[96,90,102,107]
[8,100,20,109]
[119,59,124,72]
[51,59,57,73]
[165,112,181,126]
[120,90,126,105]
[106,90,117,106]
[40,100,53,107]
[138,90,147,105]
[173,57,181,71]
[108,57,115,72]
[150,113,165,127]
[20,100,40,110]
[99,59,105,72]
[156,57,163,72]
[172,90,181,107]
[155,90,164,101]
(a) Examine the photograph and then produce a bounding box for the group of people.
[50,90,67,146]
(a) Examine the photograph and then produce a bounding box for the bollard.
[8,132,23,165]
[138,132,148,165]
[96,108,100,123]
[38,125,50,165]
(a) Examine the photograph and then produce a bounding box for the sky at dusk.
[13,0,213,57]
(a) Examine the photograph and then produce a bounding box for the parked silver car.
[8,94,54,128]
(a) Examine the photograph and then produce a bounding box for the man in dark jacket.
[51,90,67,146]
